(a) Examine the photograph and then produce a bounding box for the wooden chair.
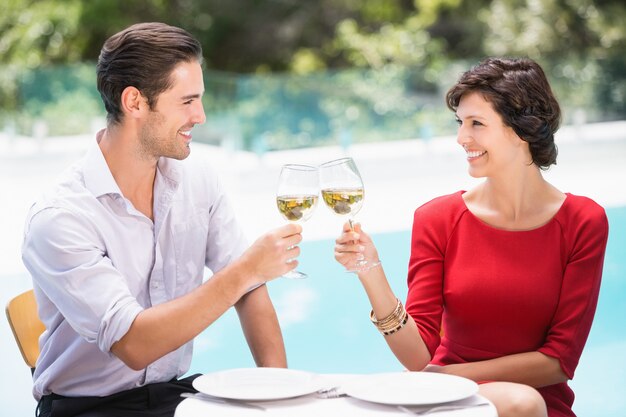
[5,289,45,372]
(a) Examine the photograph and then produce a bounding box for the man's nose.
[193,101,206,125]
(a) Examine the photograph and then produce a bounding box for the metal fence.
[1,61,624,152]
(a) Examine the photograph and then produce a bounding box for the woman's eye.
[472,120,483,126]
[455,118,462,126]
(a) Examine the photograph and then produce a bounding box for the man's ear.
[120,86,147,119]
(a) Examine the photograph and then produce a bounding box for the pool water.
[190,206,626,417]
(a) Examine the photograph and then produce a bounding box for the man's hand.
[239,223,303,285]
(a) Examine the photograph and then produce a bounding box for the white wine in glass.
[319,157,368,272]
[276,164,319,279]
[320,188,364,217]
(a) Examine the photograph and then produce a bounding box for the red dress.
[405,191,609,417]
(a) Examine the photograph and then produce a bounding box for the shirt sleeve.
[22,206,144,354]
[538,200,609,379]
[202,163,249,274]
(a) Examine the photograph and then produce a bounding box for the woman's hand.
[334,222,379,272]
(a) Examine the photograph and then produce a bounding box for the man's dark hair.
[446,57,561,169]
[96,22,203,125]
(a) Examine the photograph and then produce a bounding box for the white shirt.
[22,140,248,400]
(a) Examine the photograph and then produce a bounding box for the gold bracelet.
[369,298,402,326]
[372,304,402,328]
[382,312,408,336]
[371,303,402,328]
[375,310,408,335]
[370,298,408,335]
[377,309,408,333]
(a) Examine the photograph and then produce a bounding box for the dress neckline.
[458,190,570,233]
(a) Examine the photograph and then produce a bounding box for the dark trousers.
[36,374,200,417]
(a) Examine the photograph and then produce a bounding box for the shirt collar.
[83,135,123,198]
[82,132,183,199]
[156,156,182,190]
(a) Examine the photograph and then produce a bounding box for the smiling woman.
[448,58,560,171]
[454,91,533,182]
[329,57,609,417]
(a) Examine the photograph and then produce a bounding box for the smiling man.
[22,22,301,417]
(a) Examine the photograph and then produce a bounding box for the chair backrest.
[5,289,45,370]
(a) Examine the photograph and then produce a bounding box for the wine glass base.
[282,270,308,279]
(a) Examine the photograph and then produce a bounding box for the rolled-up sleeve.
[22,206,144,353]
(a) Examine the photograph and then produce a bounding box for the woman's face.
[455,91,529,178]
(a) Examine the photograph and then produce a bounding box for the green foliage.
[593,54,626,118]
[4,64,103,136]
[0,0,83,66]
[481,0,621,58]
[478,0,626,121]
[200,67,452,151]
[0,0,624,146]
[0,0,83,111]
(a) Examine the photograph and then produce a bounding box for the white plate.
[342,372,478,405]
[193,368,324,401]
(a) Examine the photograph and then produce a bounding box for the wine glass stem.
[347,217,367,269]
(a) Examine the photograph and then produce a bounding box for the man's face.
[139,60,206,160]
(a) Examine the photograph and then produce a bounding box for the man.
[22,22,301,417]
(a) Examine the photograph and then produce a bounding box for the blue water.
[190,207,626,416]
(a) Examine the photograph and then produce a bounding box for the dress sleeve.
[406,195,461,357]
[538,201,609,379]
[22,206,143,354]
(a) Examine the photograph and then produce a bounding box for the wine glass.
[318,157,368,272]
[276,164,319,279]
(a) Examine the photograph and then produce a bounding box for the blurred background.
[1,1,625,416]
[1,0,625,147]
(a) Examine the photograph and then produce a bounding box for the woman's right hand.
[334,222,379,273]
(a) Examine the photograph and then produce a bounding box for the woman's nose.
[456,125,470,146]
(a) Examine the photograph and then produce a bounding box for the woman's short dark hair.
[97,22,203,125]
[446,57,560,169]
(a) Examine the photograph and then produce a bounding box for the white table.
[175,373,497,417]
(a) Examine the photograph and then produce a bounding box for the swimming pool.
[190,206,626,417]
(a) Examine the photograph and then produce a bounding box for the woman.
[334,57,609,417]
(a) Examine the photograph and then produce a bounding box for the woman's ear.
[506,125,526,147]
[120,86,147,120]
